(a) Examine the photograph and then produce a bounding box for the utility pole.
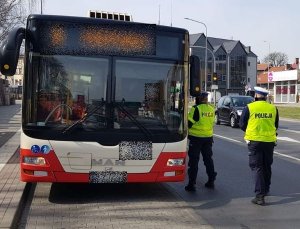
[158,5,160,25]
[264,41,271,90]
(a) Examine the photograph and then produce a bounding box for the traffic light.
[213,72,218,84]
[189,55,201,97]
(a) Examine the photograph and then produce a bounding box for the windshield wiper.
[62,102,105,134]
[115,102,153,140]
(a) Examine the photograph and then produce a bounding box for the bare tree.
[0,0,21,42]
[0,0,40,43]
[263,51,289,67]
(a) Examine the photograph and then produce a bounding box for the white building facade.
[272,69,300,103]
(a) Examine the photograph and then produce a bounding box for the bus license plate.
[89,171,127,183]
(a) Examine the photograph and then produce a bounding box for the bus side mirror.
[189,55,201,97]
[0,27,25,76]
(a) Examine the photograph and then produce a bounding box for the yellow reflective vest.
[188,104,215,137]
[245,101,277,142]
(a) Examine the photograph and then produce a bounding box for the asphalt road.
[8,111,300,228]
[169,119,300,229]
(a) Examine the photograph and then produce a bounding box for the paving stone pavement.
[0,101,25,228]
[19,182,213,229]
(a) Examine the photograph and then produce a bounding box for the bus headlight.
[23,157,46,165]
[167,158,184,166]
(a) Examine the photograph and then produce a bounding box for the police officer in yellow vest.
[185,92,217,192]
[240,86,279,205]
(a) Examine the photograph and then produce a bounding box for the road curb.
[11,182,36,229]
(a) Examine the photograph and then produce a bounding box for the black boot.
[251,194,265,205]
[204,180,214,189]
[185,182,196,192]
[205,172,217,189]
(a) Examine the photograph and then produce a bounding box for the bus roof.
[27,14,188,34]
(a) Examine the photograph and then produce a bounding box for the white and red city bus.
[0,14,201,183]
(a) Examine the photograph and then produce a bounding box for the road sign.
[211,84,218,90]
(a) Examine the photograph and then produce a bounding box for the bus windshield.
[23,54,186,144]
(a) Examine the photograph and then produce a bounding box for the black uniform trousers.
[248,141,275,196]
[187,135,215,184]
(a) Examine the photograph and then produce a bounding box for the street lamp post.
[264,41,271,90]
[184,18,207,92]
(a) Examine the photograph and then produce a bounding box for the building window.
[230,55,247,88]
[207,74,211,82]
[248,62,250,66]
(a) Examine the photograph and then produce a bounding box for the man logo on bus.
[92,158,125,166]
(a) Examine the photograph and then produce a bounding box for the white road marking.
[274,151,300,162]
[277,136,300,143]
[280,129,300,134]
[214,134,300,162]
[213,134,243,143]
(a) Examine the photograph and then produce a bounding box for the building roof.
[257,64,268,71]
[207,37,256,56]
[247,51,257,58]
[269,66,285,72]
[213,45,222,51]
[207,37,234,47]
[207,37,239,54]
[222,40,239,54]
[190,34,257,58]
[244,46,257,57]
[190,33,203,46]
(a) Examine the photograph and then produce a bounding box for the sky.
[32,0,299,63]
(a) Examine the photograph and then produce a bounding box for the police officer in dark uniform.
[185,92,217,192]
[240,86,279,205]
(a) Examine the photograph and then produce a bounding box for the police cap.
[199,91,209,98]
[254,86,269,96]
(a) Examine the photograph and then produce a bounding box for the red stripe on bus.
[20,148,186,182]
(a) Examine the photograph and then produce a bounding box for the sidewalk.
[0,101,25,228]
[0,131,26,229]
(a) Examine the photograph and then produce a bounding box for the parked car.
[245,90,255,98]
[215,95,254,128]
